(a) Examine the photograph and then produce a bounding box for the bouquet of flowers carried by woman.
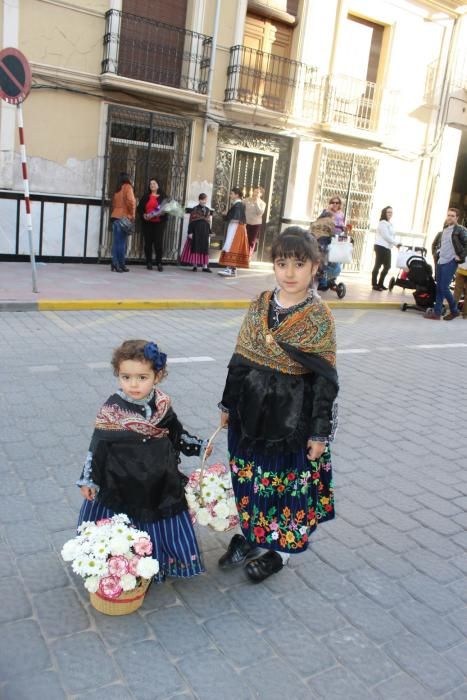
[61,513,159,615]
[186,426,239,532]
[159,198,185,219]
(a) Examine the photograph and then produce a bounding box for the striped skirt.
[78,499,204,582]
[180,238,209,267]
[228,431,334,554]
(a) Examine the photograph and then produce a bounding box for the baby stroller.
[310,220,350,298]
[388,245,436,312]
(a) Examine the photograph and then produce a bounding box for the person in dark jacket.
[137,178,168,271]
[425,207,467,320]
[76,339,212,583]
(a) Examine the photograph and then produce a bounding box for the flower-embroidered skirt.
[78,500,204,582]
[228,432,334,554]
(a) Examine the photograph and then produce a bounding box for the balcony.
[101,10,212,97]
[225,45,397,138]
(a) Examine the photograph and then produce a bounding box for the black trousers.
[372,244,391,287]
[142,220,165,265]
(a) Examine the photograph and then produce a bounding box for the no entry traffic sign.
[0,47,32,105]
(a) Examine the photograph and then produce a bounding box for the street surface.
[0,307,466,700]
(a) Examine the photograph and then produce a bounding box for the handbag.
[120,217,135,234]
[328,237,353,264]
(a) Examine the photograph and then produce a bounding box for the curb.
[0,299,404,312]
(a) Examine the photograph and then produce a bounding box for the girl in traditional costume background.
[218,227,338,582]
[218,187,249,278]
[180,193,212,272]
[77,339,211,583]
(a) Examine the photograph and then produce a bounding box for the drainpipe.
[200,0,221,161]
[421,13,460,235]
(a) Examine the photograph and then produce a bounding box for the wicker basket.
[89,577,151,616]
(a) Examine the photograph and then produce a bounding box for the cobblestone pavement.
[0,307,466,700]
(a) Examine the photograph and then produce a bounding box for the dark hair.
[448,207,459,217]
[199,193,208,200]
[146,177,167,200]
[111,339,168,379]
[115,172,133,193]
[380,206,393,221]
[230,187,243,198]
[271,226,321,263]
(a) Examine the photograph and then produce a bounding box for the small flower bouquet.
[61,514,159,615]
[186,462,239,532]
[159,198,185,219]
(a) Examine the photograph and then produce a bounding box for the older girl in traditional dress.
[218,187,249,278]
[218,227,338,581]
[180,193,212,272]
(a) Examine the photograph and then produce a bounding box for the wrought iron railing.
[225,45,397,134]
[102,10,212,93]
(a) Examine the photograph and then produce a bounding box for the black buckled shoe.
[245,550,283,583]
[218,534,255,569]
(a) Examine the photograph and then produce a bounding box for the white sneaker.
[218,268,234,276]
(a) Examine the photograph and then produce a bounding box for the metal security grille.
[313,148,379,271]
[100,105,191,261]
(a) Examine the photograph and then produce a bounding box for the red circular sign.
[0,48,31,105]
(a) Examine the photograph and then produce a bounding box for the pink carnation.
[96,518,113,526]
[133,537,153,556]
[98,575,123,599]
[127,555,141,575]
[107,555,129,576]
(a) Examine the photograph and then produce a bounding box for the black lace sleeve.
[164,408,205,457]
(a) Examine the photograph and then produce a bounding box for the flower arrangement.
[61,514,159,601]
[159,198,185,219]
[186,462,239,532]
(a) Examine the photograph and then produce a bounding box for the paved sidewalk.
[0,308,466,700]
[0,261,412,310]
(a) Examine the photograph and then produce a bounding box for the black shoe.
[202,267,212,273]
[157,264,163,272]
[111,263,120,272]
[192,266,197,272]
[372,285,382,291]
[121,266,129,272]
[146,264,153,270]
[218,534,255,569]
[379,285,388,291]
[245,551,283,583]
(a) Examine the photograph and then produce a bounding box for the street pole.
[17,103,38,293]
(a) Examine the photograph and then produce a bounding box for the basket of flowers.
[186,426,239,532]
[61,514,159,616]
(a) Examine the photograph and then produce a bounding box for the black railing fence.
[102,10,212,94]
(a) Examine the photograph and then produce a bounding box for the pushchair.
[310,221,349,298]
[388,245,436,312]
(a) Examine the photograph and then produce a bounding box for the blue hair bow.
[143,342,167,371]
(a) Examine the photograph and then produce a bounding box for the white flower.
[299,526,308,535]
[109,535,131,555]
[91,542,111,560]
[120,573,137,591]
[186,493,197,507]
[72,555,93,577]
[136,557,159,578]
[229,500,238,516]
[84,576,100,593]
[210,517,229,532]
[61,539,81,562]
[213,501,230,519]
[271,532,279,540]
[196,508,211,526]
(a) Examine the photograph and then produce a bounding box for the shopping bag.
[328,237,353,264]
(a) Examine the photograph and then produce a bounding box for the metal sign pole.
[17,103,38,293]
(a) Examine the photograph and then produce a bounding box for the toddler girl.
[77,339,210,582]
[218,227,338,582]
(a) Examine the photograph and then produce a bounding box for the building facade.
[0,0,466,268]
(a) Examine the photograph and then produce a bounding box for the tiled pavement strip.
[0,307,466,700]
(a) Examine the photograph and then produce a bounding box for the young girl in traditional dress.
[77,339,211,583]
[218,187,249,278]
[180,193,212,272]
[218,227,338,582]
